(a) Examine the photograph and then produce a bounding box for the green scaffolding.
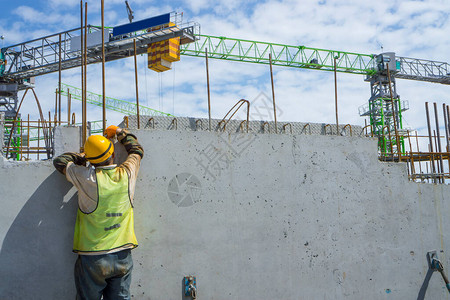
[368,97,405,156]
[3,118,21,160]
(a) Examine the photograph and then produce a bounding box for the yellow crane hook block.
[147,22,181,72]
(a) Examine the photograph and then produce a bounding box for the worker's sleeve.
[53,152,87,174]
[117,129,144,158]
[118,129,144,203]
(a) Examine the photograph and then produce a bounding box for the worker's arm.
[117,128,144,158]
[106,126,144,204]
[53,152,86,175]
[105,125,144,158]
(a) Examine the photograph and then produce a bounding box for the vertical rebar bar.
[334,57,339,135]
[84,2,88,142]
[48,111,52,157]
[364,119,367,136]
[407,130,416,180]
[80,0,85,147]
[37,119,40,160]
[416,131,422,178]
[425,102,436,183]
[433,130,440,182]
[205,48,211,131]
[444,104,449,151]
[269,53,278,134]
[434,102,444,183]
[446,105,450,177]
[389,128,394,161]
[54,88,58,122]
[58,33,62,125]
[133,39,140,129]
[27,114,30,160]
[67,90,71,125]
[447,105,450,148]
[101,0,106,133]
[406,154,410,179]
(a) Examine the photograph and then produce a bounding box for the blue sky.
[1,0,450,138]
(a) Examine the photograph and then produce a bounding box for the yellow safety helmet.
[84,135,114,164]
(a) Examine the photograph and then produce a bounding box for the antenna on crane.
[125,1,134,23]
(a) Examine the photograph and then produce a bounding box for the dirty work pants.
[74,249,133,300]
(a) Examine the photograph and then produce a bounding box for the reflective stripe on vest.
[73,167,138,253]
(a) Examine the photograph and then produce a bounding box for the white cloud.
[12,5,78,31]
[3,0,450,142]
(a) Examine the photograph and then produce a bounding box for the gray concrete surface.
[1,126,450,300]
[53,126,81,157]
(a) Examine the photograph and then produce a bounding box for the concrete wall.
[1,127,450,299]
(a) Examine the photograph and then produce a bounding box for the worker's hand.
[104,125,119,139]
[78,152,87,166]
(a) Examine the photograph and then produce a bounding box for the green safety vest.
[73,167,138,253]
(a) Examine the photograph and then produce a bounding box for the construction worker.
[53,125,144,300]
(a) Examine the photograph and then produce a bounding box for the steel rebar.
[443,104,449,151]
[425,102,437,182]
[101,0,106,133]
[205,48,211,131]
[269,53,278,133]
[447,105,450,148]
[54,88,58,123]
[433,130,441,182]
[58,33,62,125]
[67,90,71,125]
[37,119,40,160]
[133,39,140,129]
[334,57,339,135]
[433,102,444,183]
[84,2,88,143]
[443,103,450,177]
[80,0,85,147]
[415,132,423,179]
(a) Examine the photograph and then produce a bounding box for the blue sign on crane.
[112,13,171,37]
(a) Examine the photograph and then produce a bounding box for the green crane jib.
[182,34,375,74]
[59,83,174,118]
[181,34,450,84]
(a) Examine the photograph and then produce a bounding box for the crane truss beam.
[181,35,450,85]
[59,83,174,117]
[395,56,450,84]
[2,22,198,81]
[181,34,376,75]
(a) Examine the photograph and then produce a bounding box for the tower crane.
[180,35,450,154]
